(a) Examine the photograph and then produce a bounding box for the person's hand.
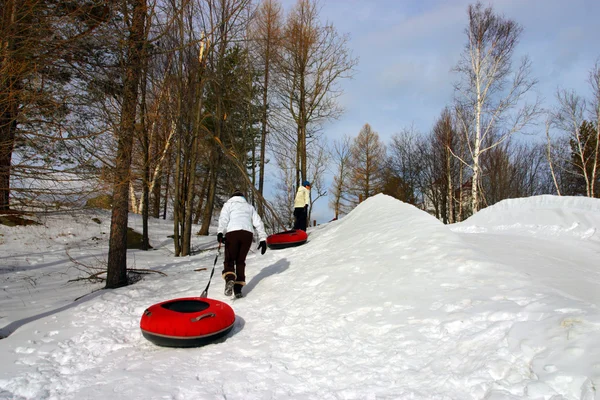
[217,232,224,244]
[258,240,267,255]
[304,204,308,212]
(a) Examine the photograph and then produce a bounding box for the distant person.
[293,180,311,231]
[217,189,267,298]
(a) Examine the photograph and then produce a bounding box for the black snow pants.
[293,207,307,231]
[222,230,253,285]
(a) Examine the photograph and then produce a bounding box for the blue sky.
[275,0,600,223]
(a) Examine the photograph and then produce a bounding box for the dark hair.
[231,189,244,197]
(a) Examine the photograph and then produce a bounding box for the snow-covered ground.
[1,194,599,400]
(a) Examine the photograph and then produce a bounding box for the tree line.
[1,1,598,288]
[329,2,599,225]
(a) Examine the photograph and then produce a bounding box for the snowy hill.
[453,195,600,242]
[1,194,600,399]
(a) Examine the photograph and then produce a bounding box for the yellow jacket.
[294,185,310,208]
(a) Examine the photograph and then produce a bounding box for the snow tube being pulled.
[140,297,235,348]
[266,229,308,249]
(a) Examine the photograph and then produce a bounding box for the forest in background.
[1,0,598,288]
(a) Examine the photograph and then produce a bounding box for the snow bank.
[452,195,600,242]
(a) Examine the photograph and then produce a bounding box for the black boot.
[233,283,244,298]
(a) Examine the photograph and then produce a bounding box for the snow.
[1,194,600,399]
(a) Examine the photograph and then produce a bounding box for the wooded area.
[1,1,598,288]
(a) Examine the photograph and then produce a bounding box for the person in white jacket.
[217,189,267,298]
[293,180,311,231]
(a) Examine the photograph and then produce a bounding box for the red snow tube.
[266,229,308,249]
[140,297,235,347]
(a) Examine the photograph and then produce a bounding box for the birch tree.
[453,1,538,213]
[544,115,562,195]
[588,61,600,197]
[553,90,591,196]
[546,61,600,198]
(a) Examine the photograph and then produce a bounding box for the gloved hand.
[258,240,267,255]
[217,232,224,244]
[304,204,308,213]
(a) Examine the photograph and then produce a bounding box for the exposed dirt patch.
[127,227,152,249]
[0,213,41,227]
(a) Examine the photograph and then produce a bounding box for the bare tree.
[387,126,425,207]
[166,0,220,255]
[545,60,600,198]
[553,89,592,196]
[544,115,562,195]
[305,136,329,224]
[329,135,352,219]
[414,136,443,218]
[475,133,549,207]
[453,1,538,213]
[276,0,356,188]
[271,154,296,229]
[250,0,283,214]
[429,108,461,223]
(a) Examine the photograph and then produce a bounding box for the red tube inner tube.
[266,229,308,249]
[140,297,235,347]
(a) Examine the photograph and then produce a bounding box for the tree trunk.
[106,0,146,289]
[258,58,269,215]
[182,135,198,256]
[592,111,600,198]
[446,146,454,224]
[545,119,562,196]
[152,173,161,218]
[162,158,170,220]
[172,130,182,255]
[140,51,150,251]
[199,150,220,235]
[0,0,19,211]
[458,162,464,222]
[472,88,482,213]
[0,91,18,211]
[194,167,209,225]
[299,73,307,183]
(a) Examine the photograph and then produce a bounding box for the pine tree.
[0,1,108,210]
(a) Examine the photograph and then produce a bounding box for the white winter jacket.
[294,185,310,208]
[217,196,267,241]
